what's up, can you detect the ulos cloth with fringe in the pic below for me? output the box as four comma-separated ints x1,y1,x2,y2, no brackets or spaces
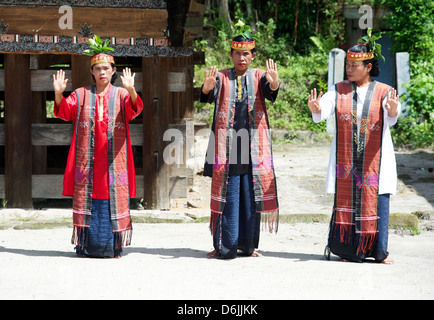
330,80,392,257
207,68,279,233
54,84,143,250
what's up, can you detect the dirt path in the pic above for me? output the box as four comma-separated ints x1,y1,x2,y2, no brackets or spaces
0,143,433,300
182,142,434,218
0,223,433,300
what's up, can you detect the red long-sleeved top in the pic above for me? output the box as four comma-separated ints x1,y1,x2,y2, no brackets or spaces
54,85,143,199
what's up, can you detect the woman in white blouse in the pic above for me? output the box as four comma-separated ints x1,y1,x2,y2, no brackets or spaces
308,41,400,264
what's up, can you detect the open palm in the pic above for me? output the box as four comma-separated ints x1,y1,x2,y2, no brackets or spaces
53,70,68,93
203,66,218,94
308,88,323,114
120,67,135,91
265,59,278,88
385,88,399,117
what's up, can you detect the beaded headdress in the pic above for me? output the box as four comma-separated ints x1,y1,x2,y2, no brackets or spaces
90,53,115,66
346,49,375,61
231,40,256,50
347,28,385,62
231,20,259,50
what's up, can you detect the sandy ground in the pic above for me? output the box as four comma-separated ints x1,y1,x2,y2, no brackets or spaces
184,140,434,217
0,143,433,300
0,223,433,300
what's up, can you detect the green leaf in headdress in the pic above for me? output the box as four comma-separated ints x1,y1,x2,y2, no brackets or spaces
234,19,260,42
82,35,115,56
357,28,385,63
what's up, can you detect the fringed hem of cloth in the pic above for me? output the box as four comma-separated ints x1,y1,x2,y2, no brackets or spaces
114,229,132,249
209,211,221,236
333,223,353,245
71,225,132,249
332,223,378,255
209,210,279,235
356,231,377,255
260,209,279,233
71,225,89,249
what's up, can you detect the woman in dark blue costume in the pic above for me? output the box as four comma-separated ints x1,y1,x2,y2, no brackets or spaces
200,28,280,259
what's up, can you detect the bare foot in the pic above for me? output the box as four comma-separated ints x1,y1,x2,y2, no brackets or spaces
380,257,394,265
249,250,262,257
207,250,217,258
340,258,350,262
207,250,263,258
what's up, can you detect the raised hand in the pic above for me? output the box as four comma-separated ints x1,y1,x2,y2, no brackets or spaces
202,66,218,95
53,70,68,94
265,59,279,90
385,88,399,117
120,67,135,91
308,88,323,114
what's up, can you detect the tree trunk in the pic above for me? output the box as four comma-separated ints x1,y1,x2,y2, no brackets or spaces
219,0,232,26
293,0,299,47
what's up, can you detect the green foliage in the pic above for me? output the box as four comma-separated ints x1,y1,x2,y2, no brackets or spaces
196,0,433,147
258,32,334,132
382,0,434,58
233,19,260,41
82,35,114,56
404,61,434,121
391,116,434,149
357,28,385,62
263,40,330,132
382,0,434,147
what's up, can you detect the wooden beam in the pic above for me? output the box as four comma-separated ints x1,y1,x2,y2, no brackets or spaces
183,54,195,119
167,0,191,46
141,56,171,210
141,57,157,209
0,69,143,92
0,174,145,199
156,57,171,210
0,6,167,38
0,123,145,146
184,0,206,42
193,50,205,65
31,70,73,92
32,91,47,174
4,54,33,208
31,124,73,146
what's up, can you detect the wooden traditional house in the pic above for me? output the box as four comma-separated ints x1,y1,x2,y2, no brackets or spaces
0,0,205,209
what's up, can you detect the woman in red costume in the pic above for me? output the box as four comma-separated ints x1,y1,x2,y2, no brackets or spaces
53,36,143,258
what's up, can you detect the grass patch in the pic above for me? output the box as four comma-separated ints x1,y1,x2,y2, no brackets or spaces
390,213,420,235
12,218,72,230
0,213,426,236
131,215,186,224
278,214,330,224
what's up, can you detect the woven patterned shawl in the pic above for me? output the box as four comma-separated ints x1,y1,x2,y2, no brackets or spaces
332,80,391,255
210,68,279,234
71,85,132,250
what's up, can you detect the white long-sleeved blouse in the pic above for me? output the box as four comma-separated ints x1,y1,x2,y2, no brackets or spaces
312,83,401,195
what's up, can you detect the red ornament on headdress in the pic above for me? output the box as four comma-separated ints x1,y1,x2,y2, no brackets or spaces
231,40,255,50
90,53,115,66
346,50,374,61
